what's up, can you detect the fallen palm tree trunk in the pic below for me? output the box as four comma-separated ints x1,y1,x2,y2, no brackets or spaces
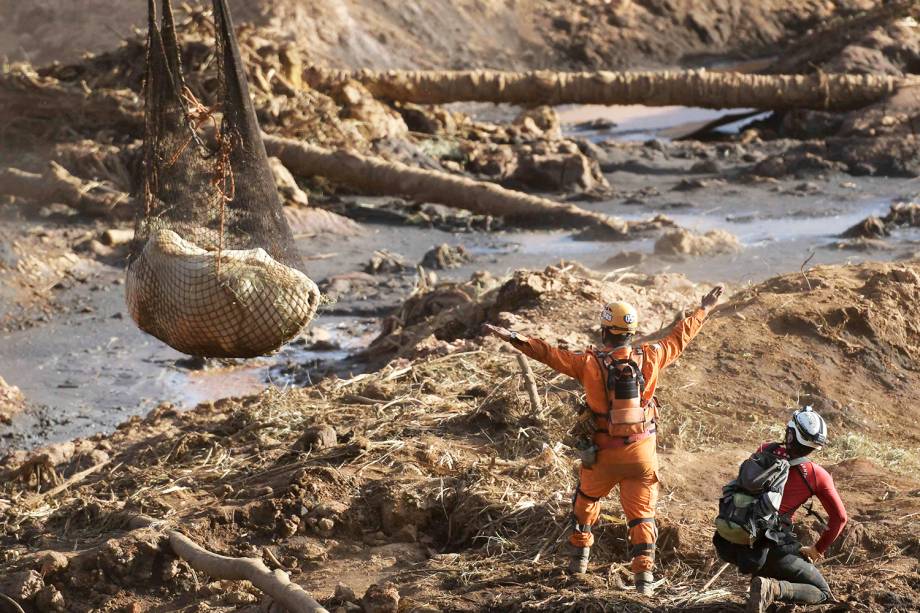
0,163,136,218
307,68,910,111
262,133,630,236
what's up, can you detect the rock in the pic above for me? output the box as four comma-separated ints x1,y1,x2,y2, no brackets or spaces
420,244,470,270
689,159,720,174
396,103,456,135
513,106,562,140
831,238,893,251
841,215,889,239
269,157,310,207
361,582,399,613
37,550,69,575
1,569,44,601
34,585,65,612
603,251,646,268
317,517,335,533
654,228,742,257
364,250,409,274
0,376,26,424
511,150,607,192
334,582,357,604
885,201,920,227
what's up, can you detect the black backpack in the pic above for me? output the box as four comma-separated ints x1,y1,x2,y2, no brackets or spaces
714,444,807,546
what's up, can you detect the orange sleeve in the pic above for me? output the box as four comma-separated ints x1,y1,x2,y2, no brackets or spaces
644,307,710,370
512,337,589,383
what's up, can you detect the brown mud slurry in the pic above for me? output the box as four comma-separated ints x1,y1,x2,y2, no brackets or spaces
1,261,918,611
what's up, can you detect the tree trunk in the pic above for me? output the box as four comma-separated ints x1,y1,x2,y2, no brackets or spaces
262,134,631,237
307,68,908,111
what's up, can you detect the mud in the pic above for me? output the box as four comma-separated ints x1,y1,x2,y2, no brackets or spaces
1,261,918,612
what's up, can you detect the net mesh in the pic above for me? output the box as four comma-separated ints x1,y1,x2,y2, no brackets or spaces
126,0,318,358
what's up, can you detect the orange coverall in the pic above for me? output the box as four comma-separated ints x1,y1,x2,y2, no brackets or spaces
512,307,710,573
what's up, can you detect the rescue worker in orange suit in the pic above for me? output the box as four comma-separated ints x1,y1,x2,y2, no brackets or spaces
486,285,723,595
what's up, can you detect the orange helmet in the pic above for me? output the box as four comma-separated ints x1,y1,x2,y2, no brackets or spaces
599,301,638,333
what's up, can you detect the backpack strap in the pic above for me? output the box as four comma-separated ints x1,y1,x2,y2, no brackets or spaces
792,461,815,496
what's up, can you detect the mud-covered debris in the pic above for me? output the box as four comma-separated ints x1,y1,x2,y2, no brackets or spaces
654,228,742,257
672,177,725,191
295,425,338,451
842,215,889,239
513,106,562,140
364,250,410,275
38,550,69,575
420,244,471,270
269,157,310,207
0,569,43,602
603,251,646,268
511,147,608,193
0,376,26,424
395,103,458,135
335,582,358,604
690,159,721,174
362,581,399,613
34,584,65,613
841,201,920,239
833,237,894,251
330,80,409,141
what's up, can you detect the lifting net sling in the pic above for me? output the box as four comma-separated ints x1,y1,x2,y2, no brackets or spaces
126,0,319,358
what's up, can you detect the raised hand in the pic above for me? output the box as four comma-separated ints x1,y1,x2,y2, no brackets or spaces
701,285,724,310
483,323,514,342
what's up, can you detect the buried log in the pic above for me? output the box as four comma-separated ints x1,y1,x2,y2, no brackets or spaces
308,68,911,111
126,515,327,612
168,531,328,613
0,163,136,218
262,133,630,236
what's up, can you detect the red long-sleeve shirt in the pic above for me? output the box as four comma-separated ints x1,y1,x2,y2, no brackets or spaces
758,443,848,553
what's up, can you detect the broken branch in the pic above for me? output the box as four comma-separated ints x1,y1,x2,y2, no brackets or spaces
516,353,543,415
168,531,328,613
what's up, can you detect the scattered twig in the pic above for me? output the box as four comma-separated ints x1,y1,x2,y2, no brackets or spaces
800,250,816,291
699,562,730,592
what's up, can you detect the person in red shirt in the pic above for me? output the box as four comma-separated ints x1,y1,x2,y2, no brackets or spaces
713,407,848,613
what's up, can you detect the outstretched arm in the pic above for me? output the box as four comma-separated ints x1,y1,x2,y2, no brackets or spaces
646,286,723,370
483,324,587,382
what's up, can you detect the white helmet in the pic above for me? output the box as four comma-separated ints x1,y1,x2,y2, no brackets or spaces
787,406,828,450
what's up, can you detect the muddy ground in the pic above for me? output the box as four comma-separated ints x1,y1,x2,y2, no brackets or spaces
2,2,920,612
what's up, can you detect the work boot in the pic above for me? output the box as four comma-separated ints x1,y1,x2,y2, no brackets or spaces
567,546,590,575
747,577,780,613
635,571,655,596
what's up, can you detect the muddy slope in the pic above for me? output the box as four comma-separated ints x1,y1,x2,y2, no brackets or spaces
2,260,917,612
1,0,869,70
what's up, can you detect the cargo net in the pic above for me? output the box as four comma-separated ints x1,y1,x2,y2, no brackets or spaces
126,0,319,358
